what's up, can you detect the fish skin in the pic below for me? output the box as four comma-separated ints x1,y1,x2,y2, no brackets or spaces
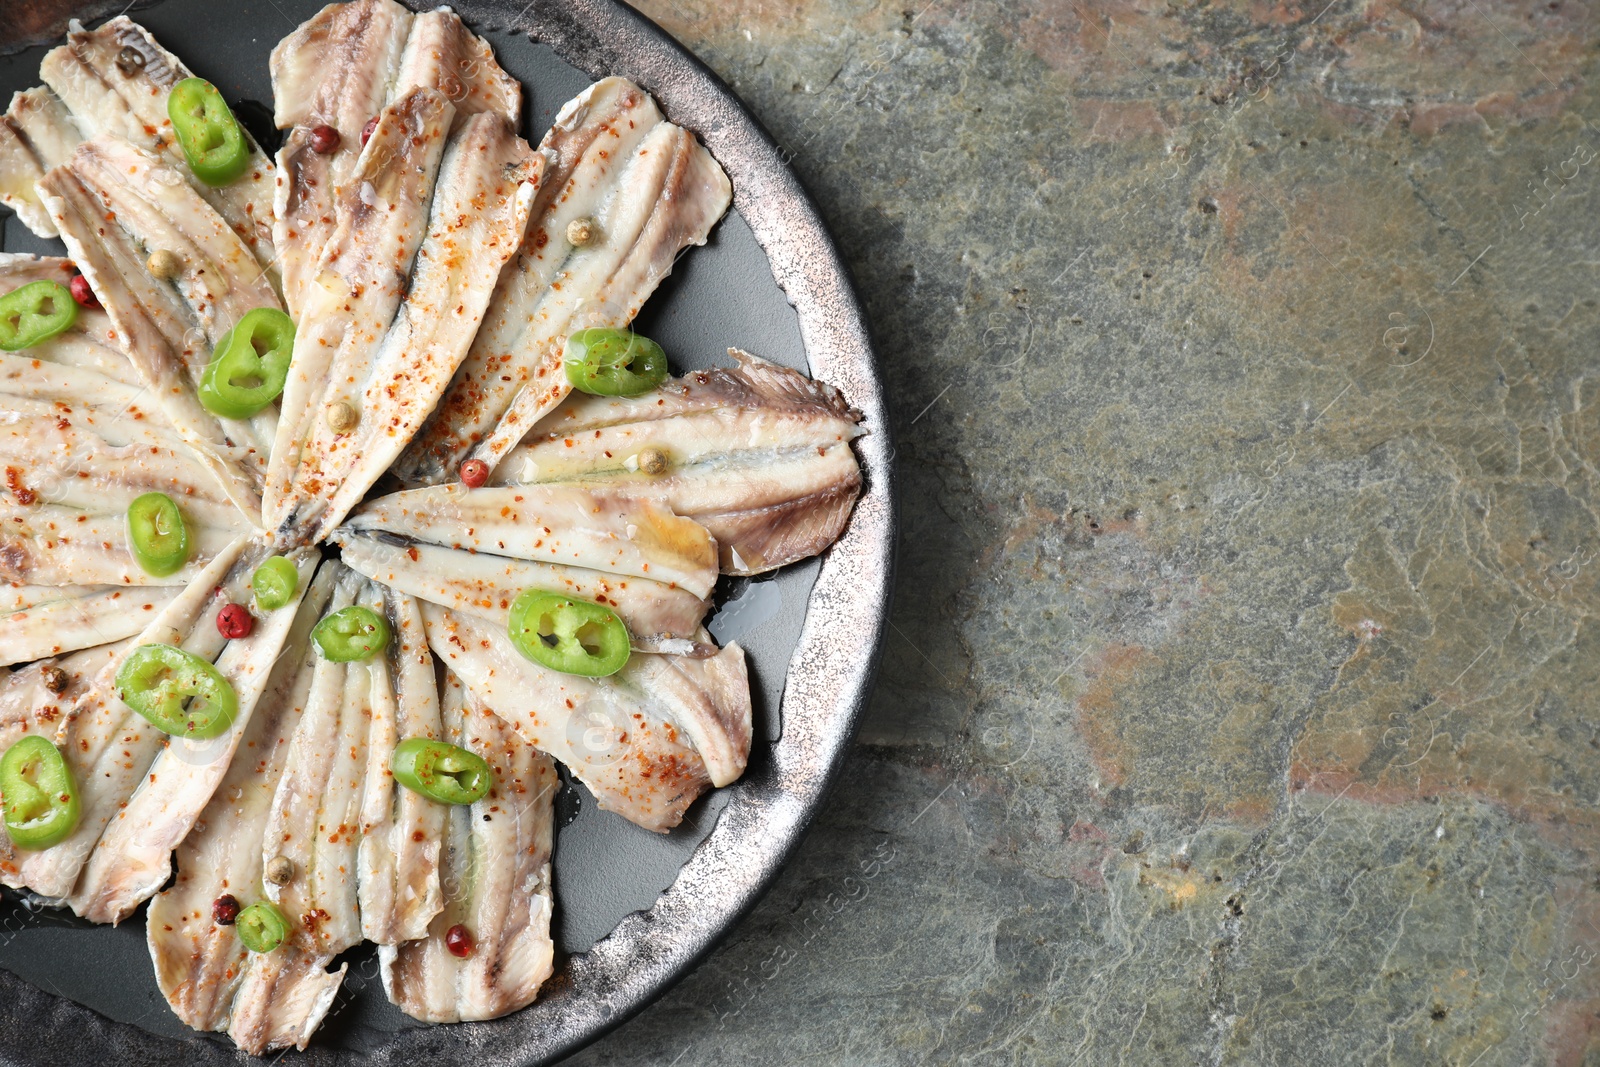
396,77,733,486
37,18,277,267
270,0,522,316
0,87,81,236
40,137,286,518
499,349,865,574
146,561,335,1039
331,528,712,654
380,672,556,1023
66,542,318,923
339,483,719,599
356,586,445,945
422,604,751,832
262,86,455,537
269,106,541,544
0,640,131,888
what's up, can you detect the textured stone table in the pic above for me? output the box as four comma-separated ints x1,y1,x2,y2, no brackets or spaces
570,1,1600,1064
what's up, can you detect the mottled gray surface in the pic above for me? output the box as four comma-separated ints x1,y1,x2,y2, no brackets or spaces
567,0,1600,1064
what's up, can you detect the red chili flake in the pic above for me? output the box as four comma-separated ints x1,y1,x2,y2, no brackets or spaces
212,894,240,925
459,458,489,488
216,603,254,640
361,117,379,146
445,924,473,958
310,124,341,154
68,274,99,309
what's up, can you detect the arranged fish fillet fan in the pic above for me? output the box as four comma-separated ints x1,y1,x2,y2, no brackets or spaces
423,604,751,832
263,88,541,543
147,562,343,1054
0,0,871,1049
271,0,522,316
66,539,318,922
381,671,557,1023
333,482,718,653
396,76,734,485
0,19,277,265
499,349,866,575
0,254,250,663
39,137,289,517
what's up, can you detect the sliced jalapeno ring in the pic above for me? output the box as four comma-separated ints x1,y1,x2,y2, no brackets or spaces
115,643,238,739
126,492,189,577
507,589,631,677
312,605,390,662
198,308,295,419
167,78,249,186
235,901,289,952
0,736,80,850
562,327,669,397
251,556,299,611
391,738,492,805
0,280,78,351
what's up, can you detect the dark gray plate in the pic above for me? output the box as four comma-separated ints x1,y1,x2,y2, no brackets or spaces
0,1,893,1063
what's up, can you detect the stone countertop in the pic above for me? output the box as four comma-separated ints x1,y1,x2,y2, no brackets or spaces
571,1,1600,1064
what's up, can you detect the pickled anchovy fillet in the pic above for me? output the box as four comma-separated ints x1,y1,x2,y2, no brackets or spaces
24,18,278,264
356,587,446,945
0,586,175,666
501,350,865,574
423,605,751,832
40,138,288,517
381,673,556,1022
263,566,446,958
396,77,733,485
332,529,711,655
265,92,540,543
147,562,343,1052
0,88,81,236
0,641,130,888
271,0,521,315
66,541,318,923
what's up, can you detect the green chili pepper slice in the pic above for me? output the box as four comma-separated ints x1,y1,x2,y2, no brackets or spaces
198,308,295,419
167,78,249,186
126,492,189,577
0,736,80,850
312,605,390,662
235,901,289,952
562,327,669,397
507,589,631,677
115,643,238,740
0,280,78,351
251,556,299,611
391,738,493,805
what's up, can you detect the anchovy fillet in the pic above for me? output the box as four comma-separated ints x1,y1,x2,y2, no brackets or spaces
270,0,521,316
40,137,287,517
265,94,540,542
147,561,343,1051
396,77,733,485
67,541,318,923
27,18,277,265
380,672,556,1022
500,350,865,574
0,640,130,888
356,587,445,945
0,88,81,236
422,604,750,832
331,530,711,655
